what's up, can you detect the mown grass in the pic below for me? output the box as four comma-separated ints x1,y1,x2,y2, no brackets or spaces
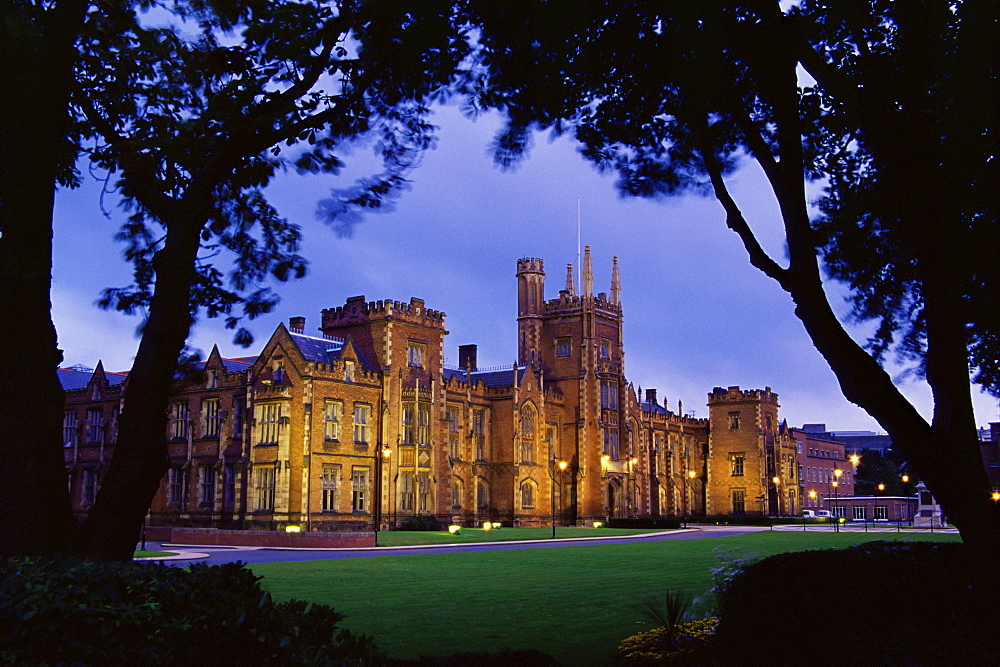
252,531,960,665
375,526,663,546
133,550,176,558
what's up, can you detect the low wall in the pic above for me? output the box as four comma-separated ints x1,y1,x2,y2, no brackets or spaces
144,526,375,548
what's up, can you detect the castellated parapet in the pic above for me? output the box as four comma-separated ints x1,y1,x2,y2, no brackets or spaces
707,385,779,406
320,295,446,331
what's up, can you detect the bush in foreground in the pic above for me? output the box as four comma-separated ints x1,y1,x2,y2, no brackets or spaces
712,541,999,664
0,558,383,665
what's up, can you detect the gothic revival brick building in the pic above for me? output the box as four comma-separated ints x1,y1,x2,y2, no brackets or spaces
62,250,797,530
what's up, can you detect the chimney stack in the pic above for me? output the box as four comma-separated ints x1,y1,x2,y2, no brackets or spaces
459,344,478,371
289,316,306,333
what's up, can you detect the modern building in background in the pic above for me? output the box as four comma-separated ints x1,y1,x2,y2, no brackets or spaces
62,251,845,530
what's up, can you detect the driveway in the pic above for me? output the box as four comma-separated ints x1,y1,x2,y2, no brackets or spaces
140,525,769,566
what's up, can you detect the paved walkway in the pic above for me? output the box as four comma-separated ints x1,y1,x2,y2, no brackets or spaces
134,525,769,566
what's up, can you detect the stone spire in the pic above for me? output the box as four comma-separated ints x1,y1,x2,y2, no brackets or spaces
610,256,621,305
582,245,593,297
565,263,576,296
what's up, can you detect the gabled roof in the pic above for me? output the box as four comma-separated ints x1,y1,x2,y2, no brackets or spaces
642,400,667,416
287,331,377,372
58,367,128,391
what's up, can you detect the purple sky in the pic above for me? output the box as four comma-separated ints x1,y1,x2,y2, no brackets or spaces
51,105,999,431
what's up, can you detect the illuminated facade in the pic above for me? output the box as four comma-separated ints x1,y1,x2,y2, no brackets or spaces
63,250,798,530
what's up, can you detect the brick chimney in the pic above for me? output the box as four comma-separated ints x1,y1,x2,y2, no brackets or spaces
458,344,478,371
645,388,657,405
289,316,306,333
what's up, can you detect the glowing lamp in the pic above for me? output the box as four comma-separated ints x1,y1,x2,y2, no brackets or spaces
492,522,502,529
849,455,860,465
592,521,603,528
772,476,780,485
558,460,568,470
284,525,301,533
992,491,1000,502
688,470,696,479
901,475,909,483
448,525,461,534
482,522,492,530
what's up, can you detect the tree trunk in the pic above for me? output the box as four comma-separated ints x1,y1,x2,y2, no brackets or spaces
0,0,88,557
78,217,203,560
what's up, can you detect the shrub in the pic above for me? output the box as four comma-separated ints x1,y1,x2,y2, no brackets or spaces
711,541,999,664
398,515,444,531
612,617,718,665
0,557,384,665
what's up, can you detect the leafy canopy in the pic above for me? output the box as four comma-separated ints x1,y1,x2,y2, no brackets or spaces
465,0,998,395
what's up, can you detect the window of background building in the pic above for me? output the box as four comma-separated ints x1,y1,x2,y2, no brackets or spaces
418,473,430,512
730,453,745,477
351,468,368,512
521,480,535,508
82,469,98,505
321,464,339,512
447,405,460,458
63,411,77,447
169,467,186,506
555,337,572,357
732,489,746,514
407,342,425,368
599,338,610,359
324,399,341,441
603,428,620,458
353,404,370,444
452,478,463,509
171,402,190,439
400,472,414,511
224,463,237,507
202,398,220,438
344,360,354,382
853,505,866,521
232,397,245,437
200,465,215,505
258,403,281,445
86,407,103,444
416,404,430,445
728,412,740,429
255,466,275,511
520,406,535,463
600,381,618,409
874,505,888,521
473,408,486,460
477,478,489,509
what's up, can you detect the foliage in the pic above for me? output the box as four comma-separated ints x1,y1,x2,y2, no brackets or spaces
640,589,692,639
712,541,999,664
612,618,718,665
408,648,559,666
0,557,384,665
853,449,915,496
464,0,999,550
77,0,471,344
397,515,445,531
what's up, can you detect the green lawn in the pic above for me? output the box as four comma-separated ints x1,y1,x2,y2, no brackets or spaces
252,531,960,665
375,526,663,546
133,549,177,558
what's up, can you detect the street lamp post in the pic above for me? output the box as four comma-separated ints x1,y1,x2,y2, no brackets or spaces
771,476,781,517
551,459,567,539
832,468,843,532
630,457,639,518
683,470,696,527
373,445,391,545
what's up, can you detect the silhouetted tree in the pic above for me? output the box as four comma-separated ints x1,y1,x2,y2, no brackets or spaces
0,0,471,560
465,1,999,563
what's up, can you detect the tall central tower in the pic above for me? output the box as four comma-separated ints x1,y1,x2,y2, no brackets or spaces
515,248,629,523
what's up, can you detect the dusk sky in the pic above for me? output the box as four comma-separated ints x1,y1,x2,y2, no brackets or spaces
51,104,999,432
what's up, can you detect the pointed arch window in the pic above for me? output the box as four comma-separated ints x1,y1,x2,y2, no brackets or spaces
520,405,536,463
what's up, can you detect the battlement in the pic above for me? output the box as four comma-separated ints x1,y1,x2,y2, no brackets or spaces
516,257,544,274
707,385,779,405
541,291,622,317
320,295,446,330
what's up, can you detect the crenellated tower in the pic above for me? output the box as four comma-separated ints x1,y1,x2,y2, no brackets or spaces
516,258,546,366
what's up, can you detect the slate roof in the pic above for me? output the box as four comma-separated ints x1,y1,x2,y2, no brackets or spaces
57,368,128,391
288,332,376,372
642,400,667,416
443,366,526,387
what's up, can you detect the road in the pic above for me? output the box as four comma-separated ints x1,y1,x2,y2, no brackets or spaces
140,525,769,566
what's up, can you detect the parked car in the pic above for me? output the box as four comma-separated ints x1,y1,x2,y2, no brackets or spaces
802,510,832,518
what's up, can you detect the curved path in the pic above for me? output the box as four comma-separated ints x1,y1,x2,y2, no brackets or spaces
139,525,768,566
